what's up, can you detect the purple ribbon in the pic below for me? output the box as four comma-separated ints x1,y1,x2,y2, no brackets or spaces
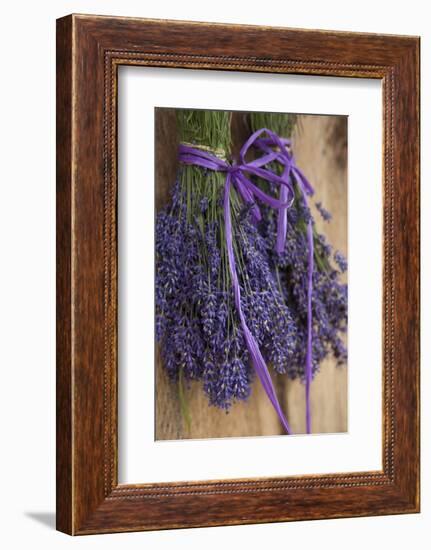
179,128,314,434
252,133,314,434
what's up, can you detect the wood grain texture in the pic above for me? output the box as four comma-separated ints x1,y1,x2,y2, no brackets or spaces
56,14,420,535
56,16,73,535
154,111,347,440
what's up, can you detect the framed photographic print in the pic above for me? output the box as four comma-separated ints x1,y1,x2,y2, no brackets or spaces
56,14,420,534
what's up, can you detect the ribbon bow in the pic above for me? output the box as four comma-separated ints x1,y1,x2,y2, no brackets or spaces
179,128,314,434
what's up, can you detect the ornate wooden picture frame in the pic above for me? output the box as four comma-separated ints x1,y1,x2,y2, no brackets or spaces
56,14,420,534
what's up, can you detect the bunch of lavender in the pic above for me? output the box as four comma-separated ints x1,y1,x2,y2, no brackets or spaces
250,112,348,380
155,109,297,410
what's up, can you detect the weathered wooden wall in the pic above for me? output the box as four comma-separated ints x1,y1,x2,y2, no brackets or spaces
155,109,347,439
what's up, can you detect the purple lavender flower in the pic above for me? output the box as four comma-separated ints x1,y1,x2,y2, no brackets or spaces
156,137,347,413
315,201,332,222
155,168,303,410
203,331,252,409
259,187,347,380
334,250,348,273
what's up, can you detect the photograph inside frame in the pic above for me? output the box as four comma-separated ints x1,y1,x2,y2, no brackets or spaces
154,107,348,440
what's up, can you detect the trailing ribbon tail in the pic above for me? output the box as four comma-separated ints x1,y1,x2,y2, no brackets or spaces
305,219,314,434
223,171,292,434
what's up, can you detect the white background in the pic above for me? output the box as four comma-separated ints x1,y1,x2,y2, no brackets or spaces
118,68,382,483
0,1,428,549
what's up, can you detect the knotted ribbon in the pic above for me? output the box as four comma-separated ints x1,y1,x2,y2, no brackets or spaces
179,128,314,434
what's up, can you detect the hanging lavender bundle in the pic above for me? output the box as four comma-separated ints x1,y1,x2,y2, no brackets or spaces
249,112,348,384
155,110,297,416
